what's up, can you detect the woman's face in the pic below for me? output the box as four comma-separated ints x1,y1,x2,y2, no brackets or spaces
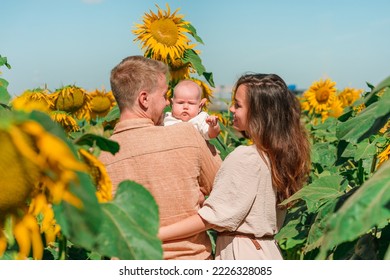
229,84,249,132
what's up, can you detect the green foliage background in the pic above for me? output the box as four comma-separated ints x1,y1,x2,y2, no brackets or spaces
275,77,390,260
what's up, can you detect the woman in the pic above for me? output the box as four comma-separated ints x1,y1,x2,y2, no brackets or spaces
158,73,311,259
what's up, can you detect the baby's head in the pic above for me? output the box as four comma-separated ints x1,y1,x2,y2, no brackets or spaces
171,80,206,122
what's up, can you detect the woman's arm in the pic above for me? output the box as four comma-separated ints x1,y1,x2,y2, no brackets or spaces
158,214,212,241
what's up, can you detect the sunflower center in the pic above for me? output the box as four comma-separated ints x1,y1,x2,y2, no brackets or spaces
91,96,112,113
315,88,330,103
150,19,178,46
56,89,85,112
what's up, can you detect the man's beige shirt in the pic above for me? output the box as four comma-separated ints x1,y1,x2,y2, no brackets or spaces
99,118,221,260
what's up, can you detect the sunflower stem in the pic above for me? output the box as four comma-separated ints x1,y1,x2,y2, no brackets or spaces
57,234,67,260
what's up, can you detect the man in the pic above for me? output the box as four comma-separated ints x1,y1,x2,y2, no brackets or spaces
99,56,221,260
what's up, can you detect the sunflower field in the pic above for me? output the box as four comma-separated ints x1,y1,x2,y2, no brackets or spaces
1,4,389,260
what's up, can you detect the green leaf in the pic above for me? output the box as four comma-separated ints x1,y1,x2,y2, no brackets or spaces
312,117,338,133
304,200,338,253
276,204,309,249
341,139,377,161
354,139,377,161
340,141,357,158
53,172,103,250
0,78,11,104
94,180,162,260
103,104,120,122
311,142,337,167
363,75,390,105
318,160,390,258
182,49,206,76
203,72,215,88
277,219,308,249
336,87,390,144
280,175,344,212
209,137,229,160
0,55,11,69
74,133,119,155
183,23,204,44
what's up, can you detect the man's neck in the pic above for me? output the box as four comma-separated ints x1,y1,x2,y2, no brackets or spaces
119,108,149,122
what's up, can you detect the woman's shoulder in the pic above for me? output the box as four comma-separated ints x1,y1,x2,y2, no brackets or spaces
230,144,258,156
225,145,268,167
225,145,259,162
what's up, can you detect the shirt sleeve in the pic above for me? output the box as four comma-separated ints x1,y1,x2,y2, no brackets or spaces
190,111,210,140
195,127,222,196
198,146,262,231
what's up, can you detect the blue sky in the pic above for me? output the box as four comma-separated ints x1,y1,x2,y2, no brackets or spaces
2,0,390,97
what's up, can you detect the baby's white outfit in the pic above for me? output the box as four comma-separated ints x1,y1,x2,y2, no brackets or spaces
164,111,210,140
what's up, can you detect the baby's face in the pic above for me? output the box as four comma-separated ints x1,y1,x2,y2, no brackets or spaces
171,90,202,122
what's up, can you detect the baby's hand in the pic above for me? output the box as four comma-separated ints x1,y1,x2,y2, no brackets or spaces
206,115,220,138
206,115,219,127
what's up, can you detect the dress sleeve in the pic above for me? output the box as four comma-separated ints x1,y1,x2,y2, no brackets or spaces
198,146,261,231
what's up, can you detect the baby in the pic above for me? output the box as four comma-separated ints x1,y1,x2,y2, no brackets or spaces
164,79,220,140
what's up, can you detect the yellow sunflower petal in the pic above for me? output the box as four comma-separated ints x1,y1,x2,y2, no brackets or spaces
23,214,43,260
13,217,31,259
0,232,7,256
377,143,390,169
79,149,113,202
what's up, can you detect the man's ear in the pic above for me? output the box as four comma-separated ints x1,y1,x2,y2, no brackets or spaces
199,98,207,111
138,91,149,109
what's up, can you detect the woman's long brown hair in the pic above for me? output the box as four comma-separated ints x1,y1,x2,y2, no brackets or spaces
234,73,311,206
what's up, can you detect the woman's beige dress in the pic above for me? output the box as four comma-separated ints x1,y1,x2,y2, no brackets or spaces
198,145,286,260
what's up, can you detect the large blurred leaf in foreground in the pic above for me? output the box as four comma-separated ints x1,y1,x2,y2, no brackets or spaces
318,160,390,258
94,180,162,260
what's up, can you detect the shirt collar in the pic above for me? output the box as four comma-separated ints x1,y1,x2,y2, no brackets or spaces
113,118,155,134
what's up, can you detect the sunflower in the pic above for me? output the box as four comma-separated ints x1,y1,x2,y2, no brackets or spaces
353,103,366,115
169,58,192,82
325,97,344,121
12,213,43,260
52,85,92,121
11,89,53,113
78,149,113,203
0,114,87,259
338,87,363,107
133,3,196,64
50,111,80,133
89,89,116,120
0,230,6,257
28,194,61,246
0,128,40,215
302,79,337,115
191,78,214,107
377,143,390,169
379,119,390,135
